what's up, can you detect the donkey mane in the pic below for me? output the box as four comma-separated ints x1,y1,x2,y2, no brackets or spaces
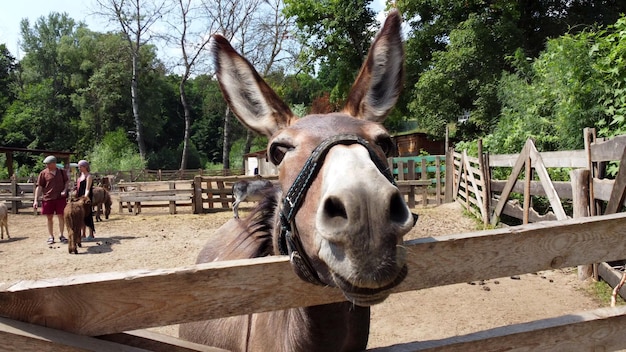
237,189,280,256
208,188,280,261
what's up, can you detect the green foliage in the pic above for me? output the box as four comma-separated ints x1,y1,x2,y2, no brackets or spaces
87,128,146,172
494,31,604,153
399,0,626,141
229,136,268,171
283,0,376,104
594,16,626,139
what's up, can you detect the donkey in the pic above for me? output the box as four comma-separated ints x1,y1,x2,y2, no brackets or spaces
64,196,91,254
91,186,112,221
180,10,416,352
231,179,275,219
0,202,9,240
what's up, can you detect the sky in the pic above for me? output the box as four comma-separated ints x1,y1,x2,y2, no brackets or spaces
0,0,388,60
0,0,109,59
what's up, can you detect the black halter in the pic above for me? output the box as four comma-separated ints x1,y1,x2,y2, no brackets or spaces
277,134,396,285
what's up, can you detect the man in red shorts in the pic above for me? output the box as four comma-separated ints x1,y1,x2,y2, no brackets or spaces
33,155,70,244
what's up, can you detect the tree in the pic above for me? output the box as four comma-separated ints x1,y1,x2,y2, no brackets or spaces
594,15,626,139
2,13,85,151
398,0,626,140
283,0,376,104
94,0,171,160
0,44,17,117
164,0,214,171
485,15,626,155
200,0,295,169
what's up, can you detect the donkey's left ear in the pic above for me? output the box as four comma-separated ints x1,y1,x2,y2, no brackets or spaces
343,10,404,122
212,35,296,137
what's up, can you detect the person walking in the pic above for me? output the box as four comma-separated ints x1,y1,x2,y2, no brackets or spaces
76,159,95,240
33,155,70,244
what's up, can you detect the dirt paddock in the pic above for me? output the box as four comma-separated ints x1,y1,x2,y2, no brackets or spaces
0,201,606,348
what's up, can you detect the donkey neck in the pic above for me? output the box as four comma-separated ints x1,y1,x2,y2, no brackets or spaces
249,302,370,352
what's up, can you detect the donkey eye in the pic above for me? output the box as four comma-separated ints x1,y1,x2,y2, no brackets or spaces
269,143,292,165
375,136,395,157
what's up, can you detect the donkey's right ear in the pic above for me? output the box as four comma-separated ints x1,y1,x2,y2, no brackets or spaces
212,35,296,137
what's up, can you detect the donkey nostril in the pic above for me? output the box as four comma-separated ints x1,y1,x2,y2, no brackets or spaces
389,192,410,223
323,196,348,220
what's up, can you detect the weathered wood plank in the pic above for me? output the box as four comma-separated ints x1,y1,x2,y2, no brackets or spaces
488,150,587,168
2,213,626,337
592,178,617,202
590,134,626,162
99,330,227,352
369,306,626,352
0,317,148,352
494,198,559,223
119,190,191,197
490,140,530,225
528,147,567,220
604,146,626,214
118,195,192,202
490,180,572,199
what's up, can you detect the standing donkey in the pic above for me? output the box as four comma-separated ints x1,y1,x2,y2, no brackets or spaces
231,179,275,219
180,10,416,352
91,186,112,221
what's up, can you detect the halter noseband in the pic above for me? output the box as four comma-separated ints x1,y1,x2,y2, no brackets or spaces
277,134,396,285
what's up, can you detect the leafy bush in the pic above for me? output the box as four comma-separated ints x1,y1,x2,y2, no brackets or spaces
88,128,146,173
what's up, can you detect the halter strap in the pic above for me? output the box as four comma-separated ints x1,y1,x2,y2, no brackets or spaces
277,134,395,285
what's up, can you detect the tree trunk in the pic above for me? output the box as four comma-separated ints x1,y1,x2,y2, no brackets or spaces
131,53,146,160
179,80,191,171
243,130,254,170
222,106,232,170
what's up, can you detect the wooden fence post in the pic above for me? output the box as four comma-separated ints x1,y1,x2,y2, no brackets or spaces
193,176,203,214
478,139,489,225
571,168,593,280
421,158,428,206
444,148,454,203
523,155,532,225
435,156,442,205
406,160,415,207
9,178,18,214
168,182,176,214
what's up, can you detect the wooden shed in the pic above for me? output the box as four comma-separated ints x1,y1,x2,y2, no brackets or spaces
392,132,445,156
243,150,278,176
0,147,74,179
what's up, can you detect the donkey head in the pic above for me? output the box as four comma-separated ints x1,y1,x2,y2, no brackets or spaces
212,10,415,306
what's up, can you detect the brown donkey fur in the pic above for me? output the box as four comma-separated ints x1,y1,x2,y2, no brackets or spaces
64,196,91,254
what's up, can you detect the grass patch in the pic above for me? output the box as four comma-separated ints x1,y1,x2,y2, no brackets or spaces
585,279,626,306
461,208,496,231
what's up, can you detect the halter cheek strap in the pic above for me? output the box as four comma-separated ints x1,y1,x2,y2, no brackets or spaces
277,134,396,285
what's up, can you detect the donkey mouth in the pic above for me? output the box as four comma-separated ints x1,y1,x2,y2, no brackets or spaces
332,265,408,306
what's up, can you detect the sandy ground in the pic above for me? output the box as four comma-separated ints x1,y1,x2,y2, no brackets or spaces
0,200,606,349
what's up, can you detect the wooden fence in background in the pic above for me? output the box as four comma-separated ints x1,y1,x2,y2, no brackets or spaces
450,127,626,226
389,155,449,207
452,128,626,293
0,180,36,214
108,156,452,215
192,175,279,214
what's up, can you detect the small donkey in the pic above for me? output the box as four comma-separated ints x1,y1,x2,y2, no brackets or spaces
231,179,275,219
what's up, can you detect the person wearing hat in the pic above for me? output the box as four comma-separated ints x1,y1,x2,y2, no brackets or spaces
34,155,70,244
76,159,95,240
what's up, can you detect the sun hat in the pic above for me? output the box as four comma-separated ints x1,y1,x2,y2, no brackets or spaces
43,155,57,164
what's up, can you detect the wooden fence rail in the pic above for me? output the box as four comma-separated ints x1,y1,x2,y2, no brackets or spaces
192,175,279,214
2,212,626,350
0,180,36,214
